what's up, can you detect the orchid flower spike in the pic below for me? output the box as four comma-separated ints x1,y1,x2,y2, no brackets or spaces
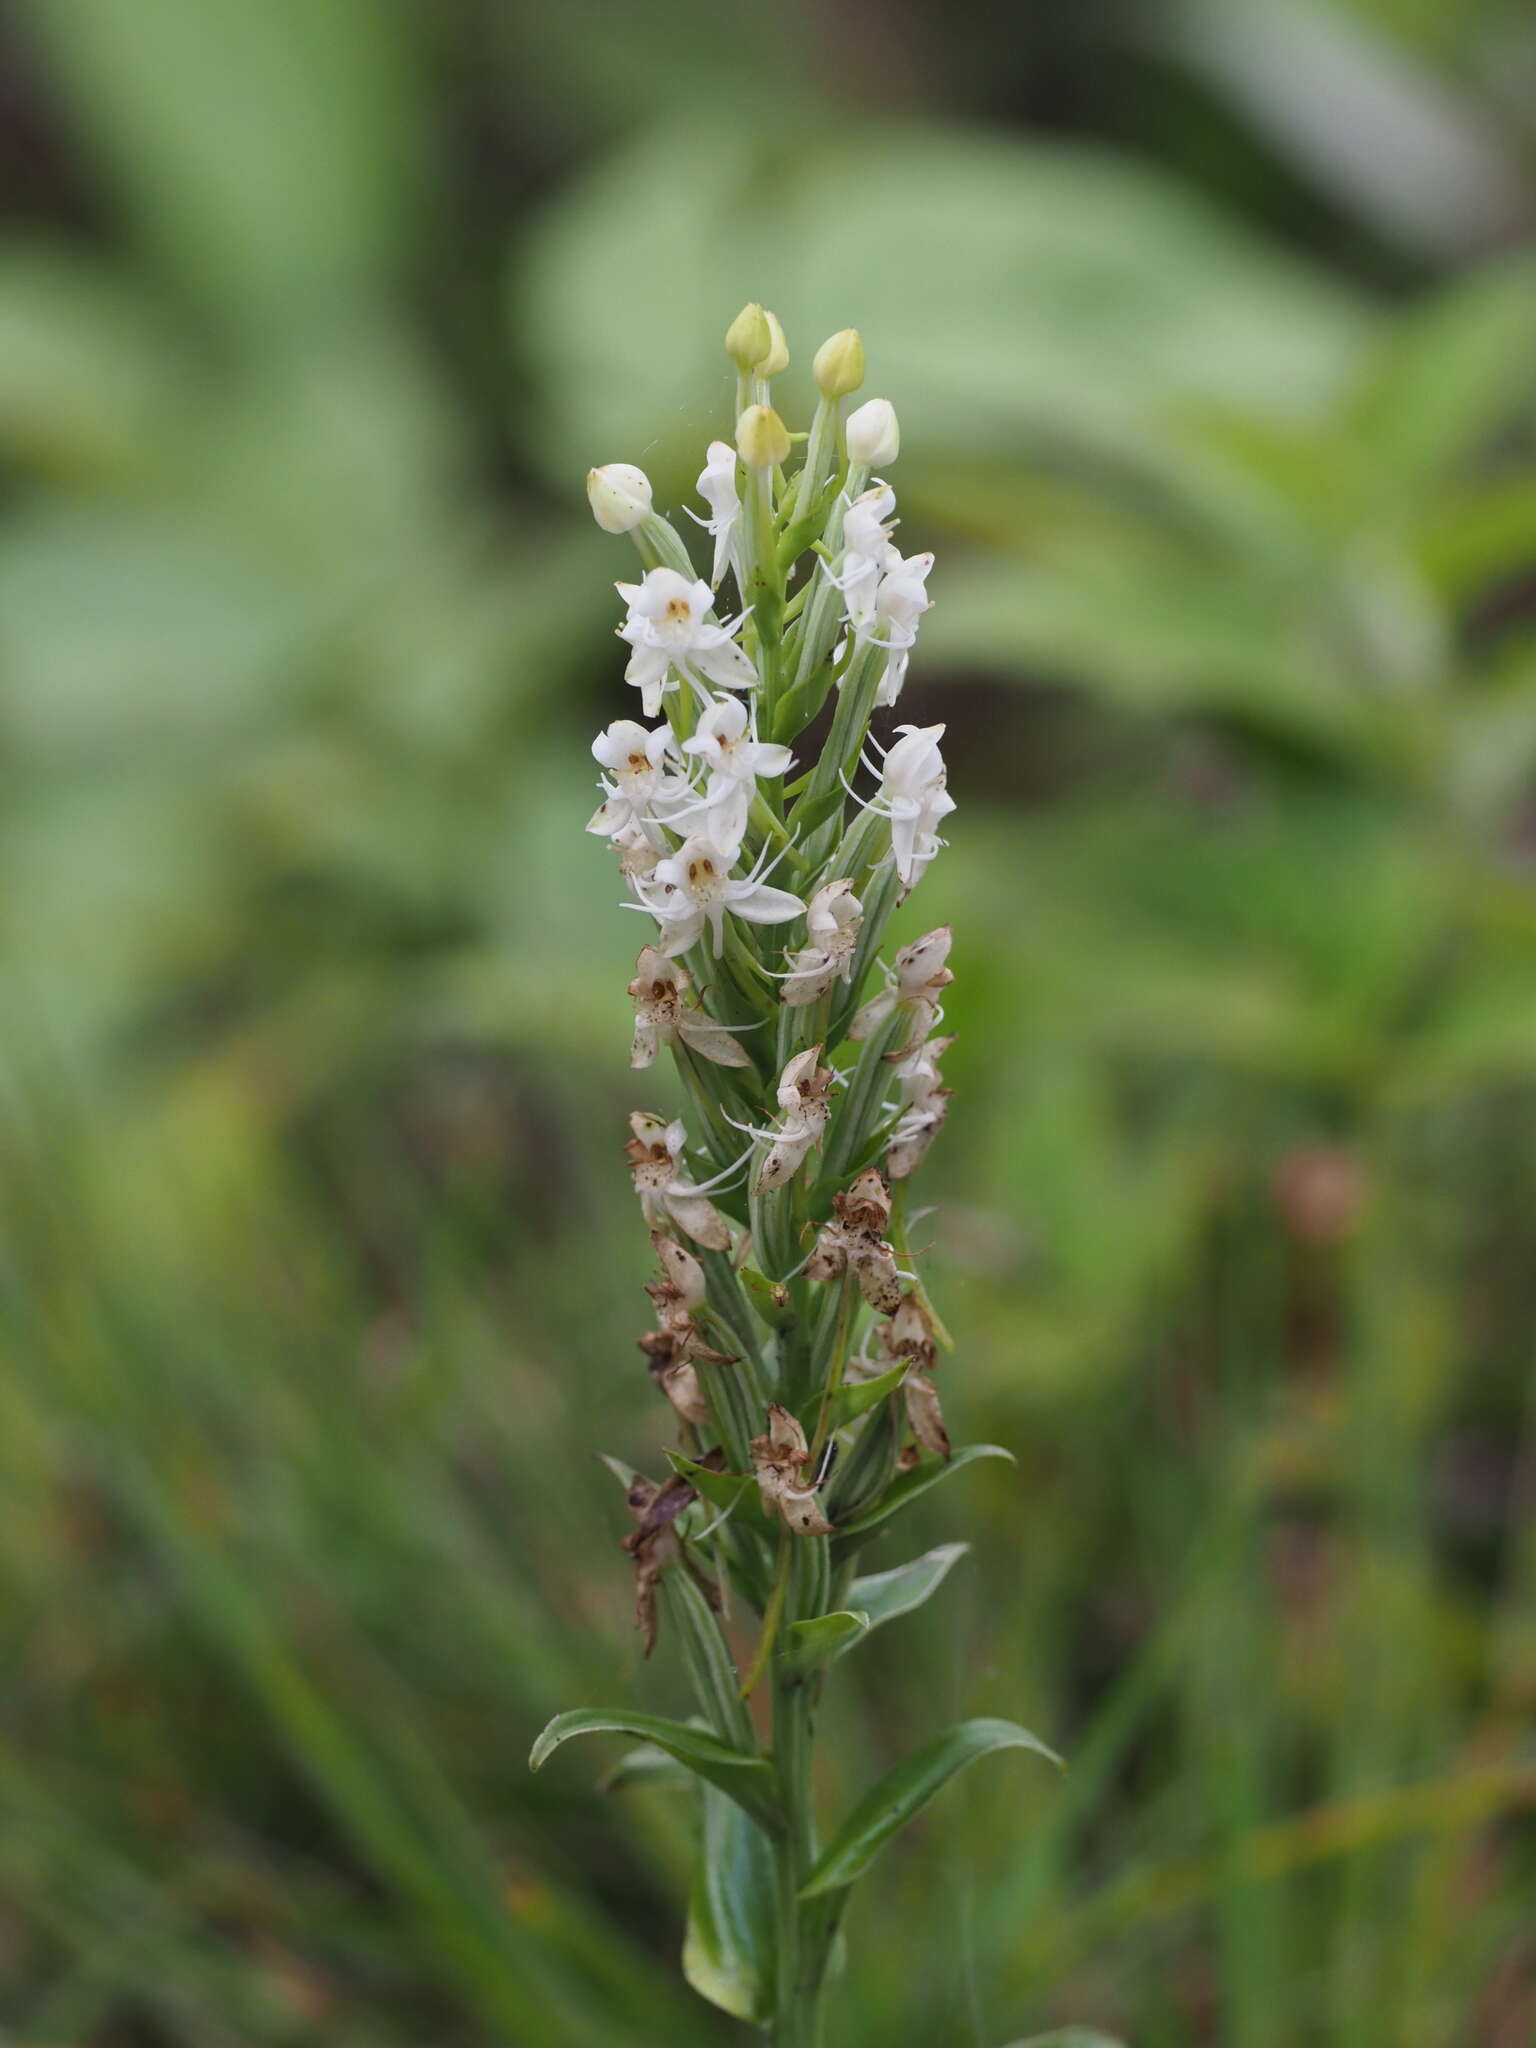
616,568,758,716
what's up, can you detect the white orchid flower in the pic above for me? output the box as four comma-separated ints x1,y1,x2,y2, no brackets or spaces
623,1111,739,1250
781,879,863,1007
852,722,955,886
885,1031,954,1179
630,834,804,957
616,568,758,716
751,1047,837,1193
585,718,691,841
685,440,743,589
675,697,794,854
850,926,954,1047
627,947,752,1069
750,1404,833,1536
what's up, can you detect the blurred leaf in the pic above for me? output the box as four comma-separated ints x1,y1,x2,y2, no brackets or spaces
19,0,425,325
0,241,184,480
1351,255,1536,497
800,1718,1061,1898
517,119,1370,486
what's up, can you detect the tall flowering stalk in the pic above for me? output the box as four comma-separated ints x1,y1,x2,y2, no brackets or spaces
532,308,1057,2045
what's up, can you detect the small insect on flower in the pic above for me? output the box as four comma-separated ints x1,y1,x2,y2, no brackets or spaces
624,1112,737,1251
782,879,864,1007
631,835,804,957
616,568,758,716
750,1404,834,1536
627,948,751,1069
753,1046,837,1193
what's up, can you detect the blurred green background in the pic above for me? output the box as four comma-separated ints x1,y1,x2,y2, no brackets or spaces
4,1,1536,2041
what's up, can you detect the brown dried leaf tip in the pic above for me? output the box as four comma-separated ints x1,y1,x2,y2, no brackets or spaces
750,1404,834,1536
620,1460,725,1655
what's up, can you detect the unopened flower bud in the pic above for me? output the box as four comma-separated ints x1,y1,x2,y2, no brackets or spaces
586,462,653,534
846,397,900,467
757,310,789,377
813,327,865,400
725,301,772,372
736,403,791,471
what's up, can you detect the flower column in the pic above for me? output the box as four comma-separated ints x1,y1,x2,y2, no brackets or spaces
534,307,1058,2047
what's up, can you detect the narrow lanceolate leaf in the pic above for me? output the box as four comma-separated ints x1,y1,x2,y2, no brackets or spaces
665,1450,760,1519
826,1360,908,1430
530,1710,776,1825
663,1571,756,1753
833,1543,971,1659
833,1443,1015,1542
683,1783,776,2024
597,1743,691,1794
780,1610,870,1676
799,1718,1062,1898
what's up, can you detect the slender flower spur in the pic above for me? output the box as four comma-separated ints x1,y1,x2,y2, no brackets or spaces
533,309,1062,2048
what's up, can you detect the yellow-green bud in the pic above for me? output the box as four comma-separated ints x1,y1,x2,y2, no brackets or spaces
846,396,900,467
812,327,865,400
736,403,791,471
585,462,653,534
757,309,789,378
725,301,772,373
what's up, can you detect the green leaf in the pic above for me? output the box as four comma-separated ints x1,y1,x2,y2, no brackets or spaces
683,1783,776,2024
737,1265,796,1329
799,1718,1061,1898
596,1744,691,1795
597,1453,643,1491
825,1361,909,1430
836,1543,972,1658
833,1444,1015,1542
780,1611,870,1676
529,1710,775,1825
665,1450,760,1519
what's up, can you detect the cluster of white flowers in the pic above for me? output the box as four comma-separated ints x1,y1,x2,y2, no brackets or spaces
584,303,962,1554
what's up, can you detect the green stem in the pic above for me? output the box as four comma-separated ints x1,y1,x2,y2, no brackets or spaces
770,1539,830,2046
